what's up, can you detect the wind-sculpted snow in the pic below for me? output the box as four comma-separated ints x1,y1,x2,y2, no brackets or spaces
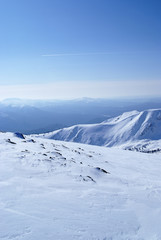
0,132,161,239
44,109,161,149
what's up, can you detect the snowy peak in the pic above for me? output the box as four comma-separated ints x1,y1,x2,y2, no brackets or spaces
43,109,161,147
108,108,161,141
103,110,139,124
134,109,161,139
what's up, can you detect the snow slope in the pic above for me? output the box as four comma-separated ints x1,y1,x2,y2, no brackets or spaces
43,109,161,149
0,132,161,239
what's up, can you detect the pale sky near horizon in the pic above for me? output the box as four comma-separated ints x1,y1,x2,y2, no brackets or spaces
0,0,160,100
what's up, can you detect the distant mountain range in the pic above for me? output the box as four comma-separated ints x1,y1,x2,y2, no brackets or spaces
42,109,161,150
0,98,161,134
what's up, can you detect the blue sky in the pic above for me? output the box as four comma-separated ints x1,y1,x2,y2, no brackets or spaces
0,0,160,99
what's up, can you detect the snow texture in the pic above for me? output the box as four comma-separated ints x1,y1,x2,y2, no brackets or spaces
0,131,161,239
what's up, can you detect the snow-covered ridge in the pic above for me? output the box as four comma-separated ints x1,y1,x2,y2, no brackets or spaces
42,109,161,147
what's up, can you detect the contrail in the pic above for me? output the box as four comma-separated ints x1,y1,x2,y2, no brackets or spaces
42,52,119,57
42,50,159,57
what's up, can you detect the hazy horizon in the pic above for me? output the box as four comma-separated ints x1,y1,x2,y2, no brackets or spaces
0,80,161,100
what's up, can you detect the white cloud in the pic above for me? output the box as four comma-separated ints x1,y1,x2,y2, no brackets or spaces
0,80,160,100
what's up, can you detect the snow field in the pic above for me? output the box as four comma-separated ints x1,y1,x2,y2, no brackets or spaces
0,132,161,239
